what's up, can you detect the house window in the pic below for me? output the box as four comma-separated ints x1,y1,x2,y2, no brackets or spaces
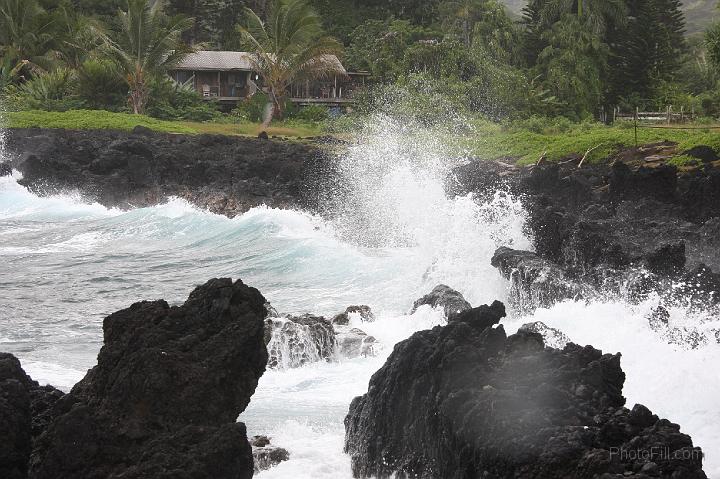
175,70,194,85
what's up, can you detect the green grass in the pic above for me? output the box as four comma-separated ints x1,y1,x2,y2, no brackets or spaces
5,109,196,134
5,110,720,164
463,120,720,165
4,109,324,138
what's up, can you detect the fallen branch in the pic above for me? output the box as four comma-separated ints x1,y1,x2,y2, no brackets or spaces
578,144,604,168
536,150,547,165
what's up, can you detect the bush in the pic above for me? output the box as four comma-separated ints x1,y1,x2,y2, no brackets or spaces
76,60,127,111
292,104,329,122
233,93,271,122
145,78,219,122
3,69,85,112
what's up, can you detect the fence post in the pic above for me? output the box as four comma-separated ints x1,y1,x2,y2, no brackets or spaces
681,106,685,123
667,106,671,125
634,107,638,147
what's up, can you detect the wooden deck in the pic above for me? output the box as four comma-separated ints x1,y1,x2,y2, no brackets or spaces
205,96,356,106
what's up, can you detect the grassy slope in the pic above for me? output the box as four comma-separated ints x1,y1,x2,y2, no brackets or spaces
4,110,323,138
464,120,720,165
5,109,720,166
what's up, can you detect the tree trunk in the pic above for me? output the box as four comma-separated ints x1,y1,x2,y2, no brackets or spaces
263,88,283,127
464,18,470,48
578,0,583,18
128,69,148,115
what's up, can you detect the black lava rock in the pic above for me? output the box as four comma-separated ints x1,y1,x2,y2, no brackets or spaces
0,354,64,479
410,284,472,320
0,162,11,177
5,128,329,217
345,301,706,478
29,278,268,479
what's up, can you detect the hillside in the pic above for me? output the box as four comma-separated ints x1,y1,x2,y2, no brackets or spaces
499,0,718,35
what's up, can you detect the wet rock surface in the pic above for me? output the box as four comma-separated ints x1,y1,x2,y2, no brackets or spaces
22,278,268,479
250,435,290,472
410,284,472,320
453,151,720,318
5,128,331,217
345,301,707,479
0,354,64,479
266,314,336,368
336,327,377,358
491,246,582,313
332,305,375,325
518,321,571,349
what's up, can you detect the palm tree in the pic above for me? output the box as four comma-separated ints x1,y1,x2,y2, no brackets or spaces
237,0,342,125
99,0,193,114
0,0,55,74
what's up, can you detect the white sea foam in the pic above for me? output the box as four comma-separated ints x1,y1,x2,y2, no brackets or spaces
0,113,718,477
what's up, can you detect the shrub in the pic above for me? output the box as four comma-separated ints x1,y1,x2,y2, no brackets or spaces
293,104,329,122
3,69,85,112
233,93,271,122
76,60,127,111
145,78,219,122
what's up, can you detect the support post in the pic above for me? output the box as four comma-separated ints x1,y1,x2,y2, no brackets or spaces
634,107,638,147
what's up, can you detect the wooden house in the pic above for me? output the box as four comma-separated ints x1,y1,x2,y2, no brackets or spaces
169,51,369,107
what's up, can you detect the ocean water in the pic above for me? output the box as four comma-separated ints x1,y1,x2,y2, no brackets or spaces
1,117,718,476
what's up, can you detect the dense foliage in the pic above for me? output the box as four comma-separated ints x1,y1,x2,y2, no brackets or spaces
2,0,720,124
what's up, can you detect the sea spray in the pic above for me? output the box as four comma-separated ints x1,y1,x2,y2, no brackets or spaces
1,114,718,476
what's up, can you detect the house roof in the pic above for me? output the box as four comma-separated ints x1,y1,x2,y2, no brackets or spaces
175,51,254,71
174,51,347,75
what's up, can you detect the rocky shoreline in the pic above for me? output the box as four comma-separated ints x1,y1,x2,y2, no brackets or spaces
2,129,718,477
2,127,332,217
451,143,720,349
2,281,709,478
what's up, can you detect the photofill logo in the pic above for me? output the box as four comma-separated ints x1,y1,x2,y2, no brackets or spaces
609,447,703,462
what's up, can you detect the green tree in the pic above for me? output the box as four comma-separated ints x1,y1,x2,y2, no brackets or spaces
0,0,55,73
99,0,194,114
538,14,608,118
237,0,342,124
520,0,547,67
440,0,487,48
539,0,627,36
608,0,686,108
705,1,720,71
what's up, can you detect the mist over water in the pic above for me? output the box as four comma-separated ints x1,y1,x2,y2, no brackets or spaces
1,115,719,476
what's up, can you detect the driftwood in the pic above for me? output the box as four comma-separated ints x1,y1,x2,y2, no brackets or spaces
577,144,604,169
536,150,548,166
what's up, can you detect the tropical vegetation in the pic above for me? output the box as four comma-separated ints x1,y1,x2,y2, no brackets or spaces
2,0,720,133
236,0,342,123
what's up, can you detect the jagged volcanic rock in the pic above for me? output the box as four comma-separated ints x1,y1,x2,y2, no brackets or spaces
4,128,330,217
491,246,581,312
265,314,336,368
29,278,268,479
410,284,472,320
518,321,571,349
0,354,63,479
336,327,377,358
250,435,290,472
332,305,375,325
345,301,706,479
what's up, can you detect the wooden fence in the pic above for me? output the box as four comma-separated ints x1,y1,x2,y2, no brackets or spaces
610,106,696,124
